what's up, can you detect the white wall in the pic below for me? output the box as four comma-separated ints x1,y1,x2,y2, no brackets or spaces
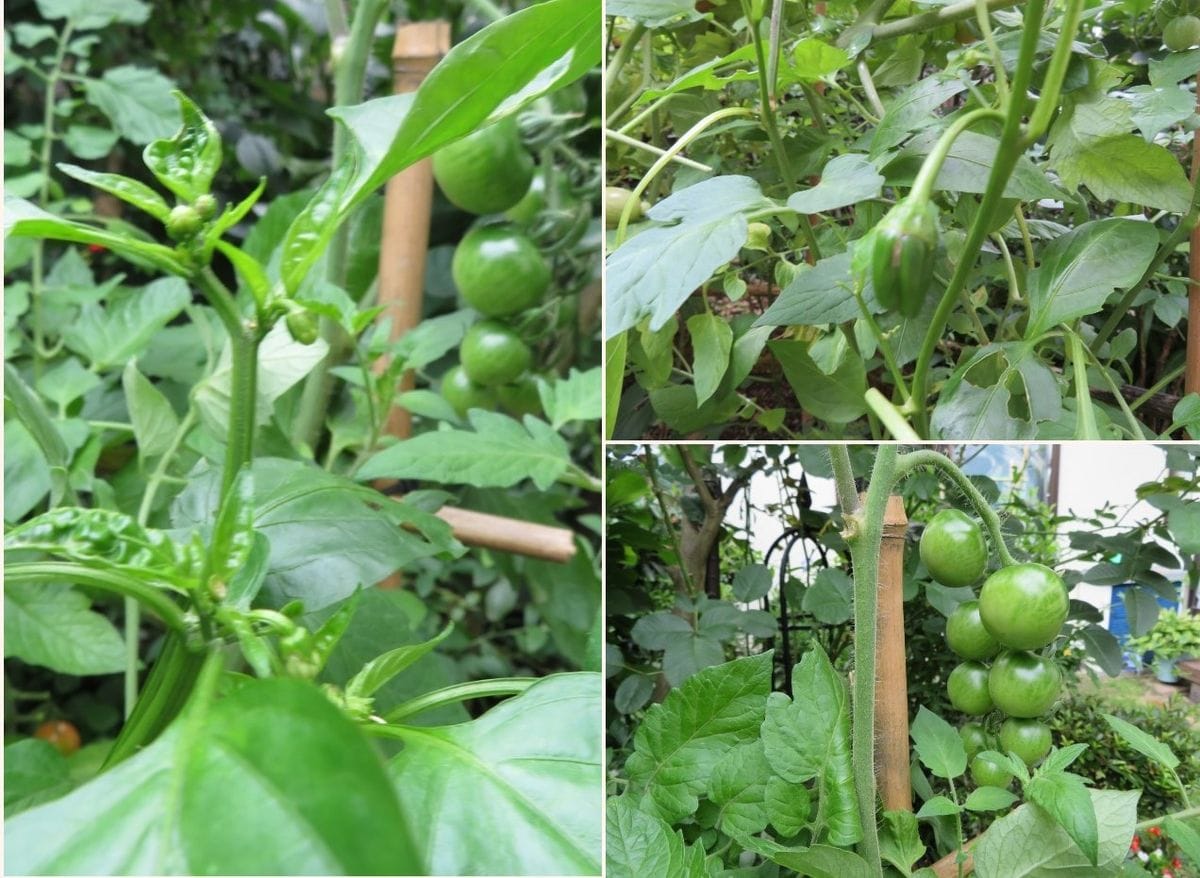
721,445,1183,619
1055,444,1178,622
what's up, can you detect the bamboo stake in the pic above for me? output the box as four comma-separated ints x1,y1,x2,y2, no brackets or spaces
431,505,577,563
373,23,449,590
1187,84,1200,395
375,21,451,438
876,494,912,812
931,837,978,877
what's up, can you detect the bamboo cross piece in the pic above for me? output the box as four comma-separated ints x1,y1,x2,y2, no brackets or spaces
399,499,578,564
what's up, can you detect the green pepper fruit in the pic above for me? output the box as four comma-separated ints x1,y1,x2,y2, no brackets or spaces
285,308,319,345
871,197,939,317
193,193,218,219
166,204,203,241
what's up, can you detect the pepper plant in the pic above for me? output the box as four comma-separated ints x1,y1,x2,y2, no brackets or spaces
605,0,1200,440
607,445,1200,876
3,1,602,873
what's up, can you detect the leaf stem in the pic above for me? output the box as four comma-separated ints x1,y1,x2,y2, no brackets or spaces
908,0,1047,434
381,677,536,723
5,562,187,631
894,449,1017,567
614,106,754,244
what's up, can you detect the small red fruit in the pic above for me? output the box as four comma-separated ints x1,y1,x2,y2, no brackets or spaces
34,719,81,755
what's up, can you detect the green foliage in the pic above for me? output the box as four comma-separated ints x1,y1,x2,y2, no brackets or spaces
605,0,1196,440
3,0,603,872
1047,692,1200,817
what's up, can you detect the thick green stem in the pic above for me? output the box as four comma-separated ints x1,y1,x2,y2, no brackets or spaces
103,634,207,769
870,0,1023,41
865,389,922,440
909,109,1005,203
829,446,859,516
382,677,535,723
194,268,260,501
894,449,1018,567
839,446,898,878
292,0,391,451
908,0,1046,434
604,22,647,96
614,107,753,244
1020,0,1086,146
6,563,188,631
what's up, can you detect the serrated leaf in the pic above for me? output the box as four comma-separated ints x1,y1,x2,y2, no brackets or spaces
357,411,571,490
625,652,772,823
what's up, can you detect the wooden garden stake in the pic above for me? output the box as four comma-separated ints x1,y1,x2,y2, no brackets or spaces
1189,83,1200,395
375,21,451,439
876,494,912,812
431,506,577,563
372,22,447,590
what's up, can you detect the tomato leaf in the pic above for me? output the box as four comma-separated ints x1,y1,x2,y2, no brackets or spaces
1022,773,1102,866
357,410,573,491
707,740,772,836
761,645,861,846
625,652,772,823
910,705,968,780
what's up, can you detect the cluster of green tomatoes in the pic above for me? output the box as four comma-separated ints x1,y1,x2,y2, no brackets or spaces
432,104,586,419
919,509,1070,789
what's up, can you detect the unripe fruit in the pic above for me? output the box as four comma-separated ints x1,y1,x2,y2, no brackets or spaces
166,205,202,240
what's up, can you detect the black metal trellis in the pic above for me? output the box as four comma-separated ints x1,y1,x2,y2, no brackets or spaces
759,474,833,693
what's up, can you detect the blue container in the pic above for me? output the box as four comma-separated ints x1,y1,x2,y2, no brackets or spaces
1108,583,1181,671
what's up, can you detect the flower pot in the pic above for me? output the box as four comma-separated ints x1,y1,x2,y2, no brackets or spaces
1155,656,1180,684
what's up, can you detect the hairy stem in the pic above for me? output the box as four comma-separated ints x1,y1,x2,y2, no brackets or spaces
894,449,1017,567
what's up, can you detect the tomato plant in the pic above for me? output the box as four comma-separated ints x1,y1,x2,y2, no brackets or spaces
3,1,602,873
604,0,1200,440
607,444,1198,878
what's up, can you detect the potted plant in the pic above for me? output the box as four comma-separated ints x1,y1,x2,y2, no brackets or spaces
1125,610,1200,683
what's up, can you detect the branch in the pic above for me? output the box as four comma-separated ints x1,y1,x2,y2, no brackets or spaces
679,446,719,513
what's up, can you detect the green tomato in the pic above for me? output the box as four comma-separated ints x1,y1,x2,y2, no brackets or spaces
988,651,1062,718
504,171,575,226
440,364,497,417
1165,14,1200,49
604,186,644,228
948,661,994,716
959,722,995,759
970,751,1014,789
460,321,532,387
946,599,1001,661
452,225,551,318
920,509,987,587
998,718,1053,766
496,374,543,418
978,563,1068,650
432,117,534,215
